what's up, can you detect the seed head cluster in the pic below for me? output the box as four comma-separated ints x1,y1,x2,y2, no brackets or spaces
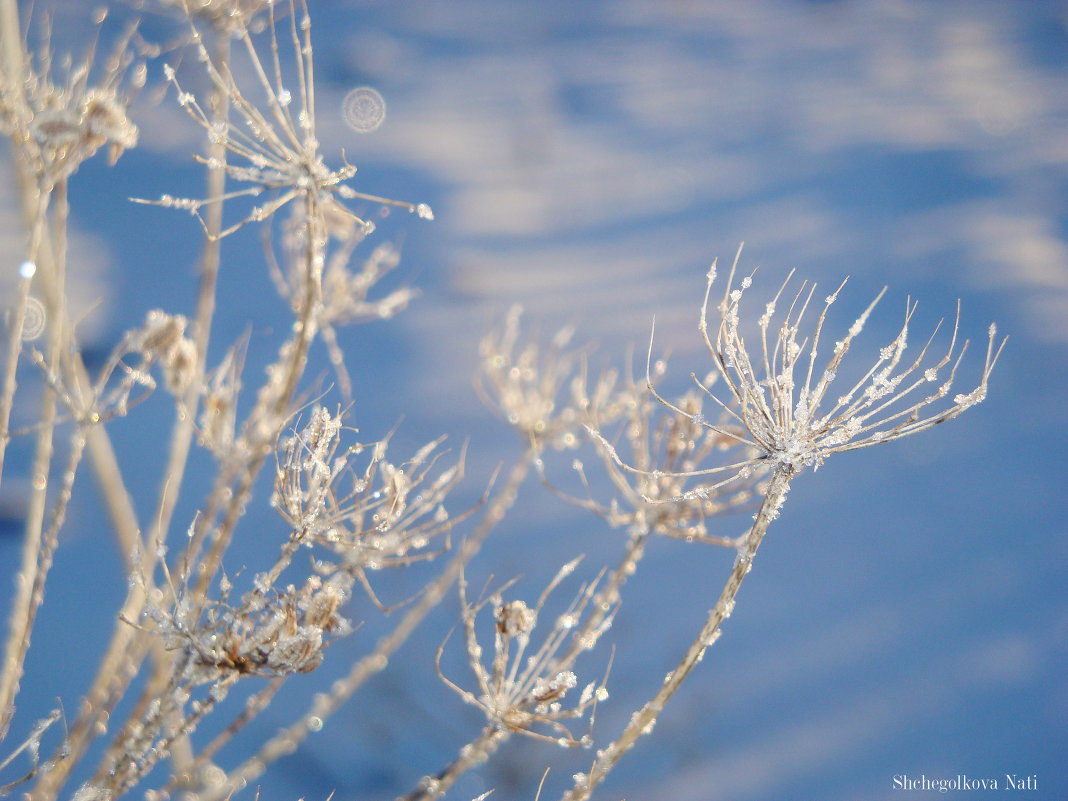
695,253,1005,477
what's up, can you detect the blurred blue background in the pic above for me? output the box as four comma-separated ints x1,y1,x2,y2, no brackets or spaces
2,1,1066,800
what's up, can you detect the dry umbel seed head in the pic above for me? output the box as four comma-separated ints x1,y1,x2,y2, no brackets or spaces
270,407,467,608
591,248,1006,513
555,374,762,548
30,309,197,426
694,252,1006,476
136,552,352,685
0,12,141,183
132,311,197,397
495,600,536,638
478,306,621,451
140,0,431,239
437,560,613,748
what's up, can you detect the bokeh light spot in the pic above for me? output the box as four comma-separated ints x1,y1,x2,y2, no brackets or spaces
342,87,386,133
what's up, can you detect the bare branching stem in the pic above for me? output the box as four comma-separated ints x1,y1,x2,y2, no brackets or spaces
560,470,792,801
188,199,323,609
148,30,232,576
205,449,537,801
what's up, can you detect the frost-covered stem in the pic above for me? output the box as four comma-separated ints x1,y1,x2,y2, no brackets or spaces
151,32,232,783
0,0,30,485
1,9,141,768
0,0,19,84
208,449,537,801
30,531,159,801
29,588,155,801
0,423,83,744
27,177,152,796
86,630,186,797
1,0,162,568
36,236,142,569
0,0,32,496
99,674,236,799
80,423,142,562
190,197,323,603
23,424,87,660
0,178,67,746
148,29,231,575
154,677,284,800
560,470,792,801
399,724,508,801
558,529,647,669
255,522,313,598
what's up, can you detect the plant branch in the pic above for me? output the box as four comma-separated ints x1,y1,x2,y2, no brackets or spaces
560,470,792,801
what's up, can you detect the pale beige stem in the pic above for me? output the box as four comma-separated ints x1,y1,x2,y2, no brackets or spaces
153,676,285,799
186,213,322,605
559,528,647,668
560,470,792,801
0,268,32,490
0,0,141,768
148,31,231,579
148,29,231,786
0,178,67,745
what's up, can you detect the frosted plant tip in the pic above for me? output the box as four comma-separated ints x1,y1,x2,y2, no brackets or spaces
415,203,434,221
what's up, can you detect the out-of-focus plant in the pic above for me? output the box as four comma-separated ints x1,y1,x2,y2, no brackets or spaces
0,2,1004,800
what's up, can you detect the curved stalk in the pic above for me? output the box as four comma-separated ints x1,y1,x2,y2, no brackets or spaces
560,470,792,801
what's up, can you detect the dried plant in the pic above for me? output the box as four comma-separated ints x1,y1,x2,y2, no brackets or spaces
271,406,465,607
559,368,762,547
0,11,141,189
695,253,1002,472
404,561,612,801
442,560,611,747
0,2,1005,801
560,248,1005,801
476,305,619,452
140,0,431,239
